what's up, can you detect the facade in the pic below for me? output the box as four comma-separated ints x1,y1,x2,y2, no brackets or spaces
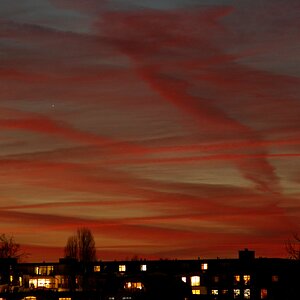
0,249,298,300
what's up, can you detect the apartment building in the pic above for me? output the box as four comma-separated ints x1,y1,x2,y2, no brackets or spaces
0,249,298,300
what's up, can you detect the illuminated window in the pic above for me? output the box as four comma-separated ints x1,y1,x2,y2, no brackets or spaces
244,289,250,299
181,276,187,283
38,278,52,288
234,289,240,299
201,263,208,270
243,275,250,285
140,264,147,271
234,275,240,284
222,289,228,295
191,276,200,286
125,282,131,289
19,276,23,286
135,282,143,290
29,279,37,288
211,289,218,295
272,275,279,282
94,266,101,272
10,275,13,282
192,289,200,295
24,297,37,300
59,298,71,300
119,265,126,272
124,282,143,290
260,288,268,299
29,278,55,289
34,266,54,275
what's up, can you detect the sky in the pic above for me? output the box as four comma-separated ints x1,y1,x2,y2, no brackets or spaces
0,0,299,262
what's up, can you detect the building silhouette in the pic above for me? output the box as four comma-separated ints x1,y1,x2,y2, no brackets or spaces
0,249,298,299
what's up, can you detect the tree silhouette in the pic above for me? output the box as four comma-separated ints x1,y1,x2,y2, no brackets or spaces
64,228,96,263
65,235,78,260
286,233,300,260
0,234,25,261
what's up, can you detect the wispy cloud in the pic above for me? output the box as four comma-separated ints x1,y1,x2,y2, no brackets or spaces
0,0,299,261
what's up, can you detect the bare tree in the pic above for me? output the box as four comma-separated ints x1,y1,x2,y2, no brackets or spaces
0,234,25,261
286,233,300,260
77,227,96,263
64,235,78,259
64,228,96,263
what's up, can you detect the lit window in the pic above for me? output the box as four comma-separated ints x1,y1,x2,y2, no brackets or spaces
211,289,218,295
124,282,143,290
119,265,126,272
29,279,37,288
192,289,200,295
39,278,53,288
201,263,208,270
19,276,23,286
234,289,240,299
234,275,240,284
243,275,250,285
125,282,131,289
140,264,147,271
260,288,268,299
59,298,71,300
135,282,143,290
38,279,46,288
29,278,55,289
24,297,37,300
244,289,250,299
34,266,54,275
272,275,279,282
94,266,101,272
222,289,228,295
181,276,187,283
10,275,13,282
191,276,200,286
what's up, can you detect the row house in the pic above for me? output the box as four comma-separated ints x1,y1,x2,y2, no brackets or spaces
0,249,298,299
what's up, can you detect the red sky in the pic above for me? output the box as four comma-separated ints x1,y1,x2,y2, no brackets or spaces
0,0,299,262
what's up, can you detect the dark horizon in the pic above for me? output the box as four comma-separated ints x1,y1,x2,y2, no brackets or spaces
19,245,291,263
